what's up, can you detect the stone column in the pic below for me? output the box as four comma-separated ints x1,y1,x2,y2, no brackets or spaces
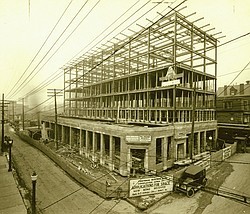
100,133,104,165
62,125,65,144
69,127,72,149
197,132,201,154
85,130,89,158
109,136,114,171
144,148,149,173
127,148,131,176
92,132,96,161
119,138,127,176
79,129,82,155
163,137,168,170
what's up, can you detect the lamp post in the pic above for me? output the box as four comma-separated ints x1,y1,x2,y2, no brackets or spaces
31,172,38,214
7,137,13,172
208,136,213,154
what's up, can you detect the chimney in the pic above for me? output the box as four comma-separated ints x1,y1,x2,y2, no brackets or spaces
224,85,227,96
246,80,250,85
239,84,244,95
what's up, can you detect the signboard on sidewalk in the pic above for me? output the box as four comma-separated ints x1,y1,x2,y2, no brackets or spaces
129,176,173,197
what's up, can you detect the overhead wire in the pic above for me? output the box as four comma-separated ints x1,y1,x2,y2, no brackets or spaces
14,0,151,102
66,0,143,63
20,0,172,111
6,0,73,99
24,31,250,117
12,0,101,100
8,0,90,99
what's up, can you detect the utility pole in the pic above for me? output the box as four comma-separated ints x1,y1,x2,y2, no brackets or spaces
1,94,10,153
1,94,4,153
22,98,25,131
47,89,63,150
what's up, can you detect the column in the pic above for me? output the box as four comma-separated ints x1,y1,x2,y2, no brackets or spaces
197,132,201,154
163,137,168,170
109,136,114,171
119,138,127,176
92,132,96,161
85,130,89,158
127,148,131,176
144,148,149,173
69,127,72,149
100,133,104,165
79,129,82,155
62,126,65,144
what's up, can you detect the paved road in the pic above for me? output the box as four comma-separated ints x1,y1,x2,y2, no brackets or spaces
202,153,250,214
7,127,136,214
146,153,250,214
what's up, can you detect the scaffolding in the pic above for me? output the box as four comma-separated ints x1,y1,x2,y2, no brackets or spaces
63,10,217,124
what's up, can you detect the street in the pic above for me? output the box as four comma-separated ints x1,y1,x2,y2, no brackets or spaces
145,153,250,214
202,153,250,214
6,125,250,214
7,127,136,214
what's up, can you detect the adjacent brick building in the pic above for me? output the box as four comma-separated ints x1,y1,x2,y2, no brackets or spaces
217,81,250,151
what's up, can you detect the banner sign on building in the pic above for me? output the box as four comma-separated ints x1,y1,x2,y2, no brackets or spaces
222,146,232,160
126,135,151,143
161,79,180,87
129,176,173,197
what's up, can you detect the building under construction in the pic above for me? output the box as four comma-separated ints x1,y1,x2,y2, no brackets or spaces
42,10,218,176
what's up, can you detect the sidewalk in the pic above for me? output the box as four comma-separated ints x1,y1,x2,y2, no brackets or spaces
0,154,27,214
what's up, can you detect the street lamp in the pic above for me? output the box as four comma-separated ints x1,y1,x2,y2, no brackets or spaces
208,136,213,154
7,137,13,172
31,172,38,214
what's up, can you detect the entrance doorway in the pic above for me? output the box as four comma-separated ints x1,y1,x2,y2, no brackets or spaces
130,149,145,175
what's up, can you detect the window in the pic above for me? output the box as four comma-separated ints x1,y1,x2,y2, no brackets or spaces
224,101,233,109
243,100,248,111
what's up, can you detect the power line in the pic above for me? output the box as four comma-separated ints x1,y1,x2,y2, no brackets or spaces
218,60,250,97
8,0,90,99
6,0,73,98
20,5,250,119
17,0,173,110
12,0,149,101
66,0,143,63
11,0,101,100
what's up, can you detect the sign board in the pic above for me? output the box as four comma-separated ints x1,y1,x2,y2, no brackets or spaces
129,176,173,197
126,135,151,143
222,146,231,160
161,79,180,87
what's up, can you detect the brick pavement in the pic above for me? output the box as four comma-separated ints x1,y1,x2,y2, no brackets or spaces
0,154,27,214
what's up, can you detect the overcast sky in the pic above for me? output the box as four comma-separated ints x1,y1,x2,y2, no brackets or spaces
0,0,249,108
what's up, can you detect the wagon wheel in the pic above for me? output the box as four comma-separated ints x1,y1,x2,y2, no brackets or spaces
187,188,195,197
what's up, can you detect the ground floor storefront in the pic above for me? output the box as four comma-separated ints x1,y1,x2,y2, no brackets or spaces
41,117,217,176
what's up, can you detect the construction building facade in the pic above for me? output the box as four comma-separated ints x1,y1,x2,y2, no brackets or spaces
42,10,218,176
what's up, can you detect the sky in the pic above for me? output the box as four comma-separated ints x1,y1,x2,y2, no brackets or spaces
0,0,250,109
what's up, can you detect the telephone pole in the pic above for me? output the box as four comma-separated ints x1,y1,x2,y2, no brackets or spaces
47,89,63,150
22,98,25,131
1,94,4,153
1,94,10,153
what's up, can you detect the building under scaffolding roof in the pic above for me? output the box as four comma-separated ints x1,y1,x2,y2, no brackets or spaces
42,9,219,176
